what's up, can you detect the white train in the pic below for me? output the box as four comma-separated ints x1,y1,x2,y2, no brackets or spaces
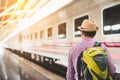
4,0,120,77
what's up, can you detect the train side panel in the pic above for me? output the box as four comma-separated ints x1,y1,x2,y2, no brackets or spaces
5,0,120,65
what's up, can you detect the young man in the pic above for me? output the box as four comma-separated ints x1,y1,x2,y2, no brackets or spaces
66,19,116,80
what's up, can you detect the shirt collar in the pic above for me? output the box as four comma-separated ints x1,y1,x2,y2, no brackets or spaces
82,37,94,42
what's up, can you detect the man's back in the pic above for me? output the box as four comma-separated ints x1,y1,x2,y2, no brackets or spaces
77,42,113,80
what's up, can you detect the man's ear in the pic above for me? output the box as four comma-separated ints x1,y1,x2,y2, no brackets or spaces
81,32,84,38
81,32,84,35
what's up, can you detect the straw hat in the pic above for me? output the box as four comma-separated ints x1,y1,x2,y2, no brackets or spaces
78,19,98,31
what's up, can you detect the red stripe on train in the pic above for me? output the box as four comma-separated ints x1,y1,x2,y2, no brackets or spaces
102,42,120,48
39,42,120,48
32,42,120,48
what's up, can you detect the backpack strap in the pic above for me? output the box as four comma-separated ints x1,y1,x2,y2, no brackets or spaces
94,42,101,47
77,53,83,80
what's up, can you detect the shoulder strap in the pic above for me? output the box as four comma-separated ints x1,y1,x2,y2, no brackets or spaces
94,42,101,47
77,53,83,80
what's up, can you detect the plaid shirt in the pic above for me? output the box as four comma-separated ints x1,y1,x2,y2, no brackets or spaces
66,38,116,80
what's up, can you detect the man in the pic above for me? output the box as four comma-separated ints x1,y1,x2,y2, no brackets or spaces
66,19,116,80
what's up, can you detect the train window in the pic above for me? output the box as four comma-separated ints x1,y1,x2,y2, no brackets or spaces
25,35,29,39
28,35,30,40
48,27,53,40
35,32,37,39
40,30,44,40
74,15,89,37
103,4,120,35
19,35,22,43
58,23,66,39
30,34,32,40
23,36,25,39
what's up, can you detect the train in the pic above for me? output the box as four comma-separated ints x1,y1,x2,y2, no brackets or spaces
4,0,120,78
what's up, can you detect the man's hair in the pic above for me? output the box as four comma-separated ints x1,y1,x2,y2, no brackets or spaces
82,31,96,37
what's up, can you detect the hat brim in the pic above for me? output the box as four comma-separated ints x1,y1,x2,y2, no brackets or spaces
79,27,98,31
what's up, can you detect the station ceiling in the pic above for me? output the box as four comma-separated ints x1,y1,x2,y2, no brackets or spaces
0,0,73,42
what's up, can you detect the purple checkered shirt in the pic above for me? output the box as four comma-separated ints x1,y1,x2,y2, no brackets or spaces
66,38,116,80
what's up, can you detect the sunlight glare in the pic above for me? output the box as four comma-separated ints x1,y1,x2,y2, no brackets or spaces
3,0,73,42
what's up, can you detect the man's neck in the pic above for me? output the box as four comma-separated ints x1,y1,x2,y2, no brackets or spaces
82,35,93,38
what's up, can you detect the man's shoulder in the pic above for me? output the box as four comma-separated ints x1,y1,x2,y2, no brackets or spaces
69,42,83,54
71,42,82,49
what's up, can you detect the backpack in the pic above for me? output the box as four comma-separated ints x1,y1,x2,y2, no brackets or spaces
77,42,113,80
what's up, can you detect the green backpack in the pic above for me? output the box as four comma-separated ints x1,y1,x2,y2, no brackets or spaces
77,42,113,80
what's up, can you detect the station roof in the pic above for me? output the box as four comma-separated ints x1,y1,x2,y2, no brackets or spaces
0,0,73,42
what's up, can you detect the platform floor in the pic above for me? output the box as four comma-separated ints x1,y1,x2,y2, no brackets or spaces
0,49,65,80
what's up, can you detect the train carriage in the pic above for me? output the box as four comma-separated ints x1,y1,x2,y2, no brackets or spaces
5,0,120,77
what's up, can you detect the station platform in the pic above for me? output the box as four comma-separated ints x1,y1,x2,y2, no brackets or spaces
0,49,65,80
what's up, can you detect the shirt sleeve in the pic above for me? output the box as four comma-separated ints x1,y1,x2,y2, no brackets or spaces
66,48,75,80
102,44,116,75
107,50,116,75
